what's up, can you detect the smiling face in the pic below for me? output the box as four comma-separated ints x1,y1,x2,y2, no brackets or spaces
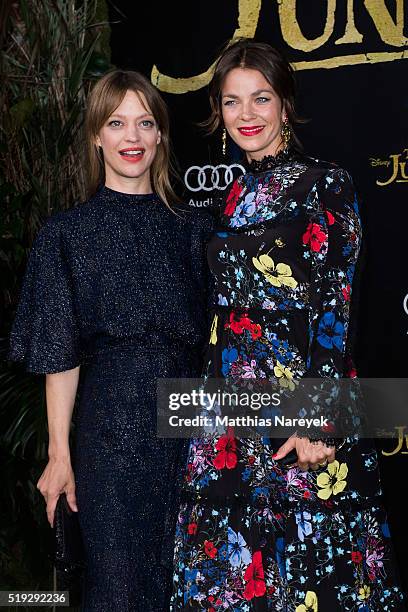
221,67,286,161
95,89,161,193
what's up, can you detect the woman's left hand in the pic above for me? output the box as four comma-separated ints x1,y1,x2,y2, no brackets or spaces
273,434,335,471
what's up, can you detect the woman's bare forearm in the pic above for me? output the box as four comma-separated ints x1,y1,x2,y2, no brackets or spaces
46,367,80,460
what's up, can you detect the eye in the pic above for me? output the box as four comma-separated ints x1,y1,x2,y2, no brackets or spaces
108,120,123,127
256,97,270,104
223,99,237,107
140,119,155,128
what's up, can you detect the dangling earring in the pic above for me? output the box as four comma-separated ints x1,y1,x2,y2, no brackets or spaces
281,118,291,152
222,128,227,157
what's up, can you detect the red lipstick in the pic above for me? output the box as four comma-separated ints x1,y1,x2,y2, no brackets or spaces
237,126,265,137
119,147,145,163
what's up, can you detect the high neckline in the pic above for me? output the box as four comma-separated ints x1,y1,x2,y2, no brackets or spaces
99,185,159,204
245,147,297,173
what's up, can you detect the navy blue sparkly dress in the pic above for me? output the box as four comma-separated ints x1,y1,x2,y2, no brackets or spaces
9,186,213,612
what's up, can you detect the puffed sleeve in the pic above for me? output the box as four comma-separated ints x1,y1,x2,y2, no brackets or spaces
191,209,215,307
190,209,216,354
301,167,362,437
8,216,81,374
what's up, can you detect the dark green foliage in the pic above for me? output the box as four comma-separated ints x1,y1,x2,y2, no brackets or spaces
0,0,111,597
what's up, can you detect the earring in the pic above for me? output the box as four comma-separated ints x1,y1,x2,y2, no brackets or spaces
222,128,227,156
281,118,291,152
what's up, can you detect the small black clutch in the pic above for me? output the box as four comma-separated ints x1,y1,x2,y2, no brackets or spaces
54,493,85,607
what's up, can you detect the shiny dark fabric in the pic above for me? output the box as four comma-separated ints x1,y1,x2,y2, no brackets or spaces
9,186,214,611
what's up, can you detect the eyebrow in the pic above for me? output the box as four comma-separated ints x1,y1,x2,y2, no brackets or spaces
222,89,275,98
109,112,154,120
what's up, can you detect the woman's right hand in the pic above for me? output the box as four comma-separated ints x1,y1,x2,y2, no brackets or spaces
37,456,78,527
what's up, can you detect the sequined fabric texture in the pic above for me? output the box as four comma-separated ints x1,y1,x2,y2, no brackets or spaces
9,186,214,611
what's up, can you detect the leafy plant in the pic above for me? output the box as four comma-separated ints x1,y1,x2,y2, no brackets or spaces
0,0,111,596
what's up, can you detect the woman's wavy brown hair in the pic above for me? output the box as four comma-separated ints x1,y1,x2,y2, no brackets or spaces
85,70,178,206
203,38,304,150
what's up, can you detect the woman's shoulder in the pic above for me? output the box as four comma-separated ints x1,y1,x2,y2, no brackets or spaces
299,151,354,183
35,192,105,240
169,201,216,231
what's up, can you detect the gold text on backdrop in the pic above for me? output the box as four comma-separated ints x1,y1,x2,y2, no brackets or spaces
382,426,408,456
151,0,408,94
370,149,408,186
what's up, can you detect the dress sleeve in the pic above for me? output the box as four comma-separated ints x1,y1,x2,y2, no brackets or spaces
306,167,362,378
300,167,362,439
8,217,81,374
190,210,215,353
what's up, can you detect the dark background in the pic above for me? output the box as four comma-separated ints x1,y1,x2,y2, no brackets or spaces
108,0,408,589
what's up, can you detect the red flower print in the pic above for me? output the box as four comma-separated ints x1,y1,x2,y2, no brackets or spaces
342,285,351,301
204,540,218,559
303,490,311,499
208,596,214,602
187,522,198,535
352,551,363,563
322,421,335,433
215,599,222,605
224,180,244,216
250,323,262,340
213,429,237,470
225,311,252,334
302,222,328,252
243,551,266,600
248,455,256,465
326,210,335,225
345,356,358,378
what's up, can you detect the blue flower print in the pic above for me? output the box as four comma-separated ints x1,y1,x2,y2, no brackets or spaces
317,311,344,351
222,347,238,376
276,536,286,579
184,568,199,604
230,193,256,228
228,527,252,567
295,511,313,542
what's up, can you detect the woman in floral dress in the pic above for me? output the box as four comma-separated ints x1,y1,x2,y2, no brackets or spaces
171,40,405,611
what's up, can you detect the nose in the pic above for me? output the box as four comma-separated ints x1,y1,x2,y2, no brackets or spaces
124,123,140,142
239,100,256,122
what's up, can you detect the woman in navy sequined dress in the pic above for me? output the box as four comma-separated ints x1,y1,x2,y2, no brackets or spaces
171,40,405,611
9,71,212,611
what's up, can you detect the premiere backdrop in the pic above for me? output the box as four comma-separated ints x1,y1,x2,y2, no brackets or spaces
108,0,408,588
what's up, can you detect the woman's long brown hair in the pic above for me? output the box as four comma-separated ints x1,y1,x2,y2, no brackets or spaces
85,70,178,207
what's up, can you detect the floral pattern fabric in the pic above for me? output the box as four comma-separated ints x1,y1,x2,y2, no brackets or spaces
171,152,406,611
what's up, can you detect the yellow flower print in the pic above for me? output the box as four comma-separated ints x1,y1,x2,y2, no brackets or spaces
358,585,371,600
210,314,218,345
275,238,285,247
316,460,348,500
252,254,298,289
295,590,318,612
274,361,295,391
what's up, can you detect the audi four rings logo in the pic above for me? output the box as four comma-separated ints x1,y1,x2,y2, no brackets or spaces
184,163,245,192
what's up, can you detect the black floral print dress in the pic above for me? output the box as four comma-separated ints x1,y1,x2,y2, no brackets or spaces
171,150,406,611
